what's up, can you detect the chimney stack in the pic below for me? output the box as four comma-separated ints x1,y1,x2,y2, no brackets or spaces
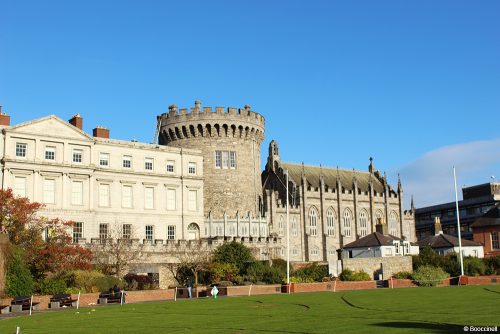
375,217,388,235
93,126,110,139
434,217,443,235
0,106,10,126
69,114,83,130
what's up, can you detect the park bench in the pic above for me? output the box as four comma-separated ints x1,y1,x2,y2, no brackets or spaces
0,304,10,314
98,291,124,305
10,296,40,312
49,293,78,308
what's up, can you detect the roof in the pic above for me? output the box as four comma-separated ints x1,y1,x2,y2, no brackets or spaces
343,232,401,248
281,163,386,193
417,233,482,248
471,204,500,228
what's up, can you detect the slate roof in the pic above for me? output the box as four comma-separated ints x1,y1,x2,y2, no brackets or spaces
417,233,482,248
281,163,386,193
343,232,401,248
471,204,500,228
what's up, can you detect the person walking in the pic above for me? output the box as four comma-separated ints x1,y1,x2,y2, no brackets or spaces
187,278,193,299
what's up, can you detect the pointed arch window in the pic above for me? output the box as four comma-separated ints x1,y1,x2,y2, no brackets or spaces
309,207,318,236
389,211,399,236
326,208,336,236
343,209,352,237
359,210,369,237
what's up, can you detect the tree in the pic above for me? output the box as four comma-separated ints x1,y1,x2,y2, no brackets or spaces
212,241,255,274
5,247,34,297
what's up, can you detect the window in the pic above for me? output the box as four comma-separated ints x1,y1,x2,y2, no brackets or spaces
389,211,398,236
310,248,319,256
394,242,400,254
292,248,299,256
188,162,196,175
359,210,368,237
45,146,55,160
16,143,27,157
73,222,83,243
166,160,175,173
343,209,352,237
122,224,132,239
144,187,154,209
292,217,298,236
166,188,176,211
99,153,110,167
188,190,197,211
309,207,318,236
13,176,27,197
71,181,83,205
215,151,237,169
145,158,154,171
492,232,500,250
99,184,110,207
43,179,55,204
167,225,176,240
73,149,83,163
278,215,284,236
326,208,336,236
123,155,132,168
122,185,133,208
99,223,109,242
145,225,154,241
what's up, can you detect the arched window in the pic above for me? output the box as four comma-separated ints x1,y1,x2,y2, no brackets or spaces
278,215,284,236
309,207,318,236
389,211,399,236
343,209,352,237
359,210,368,237
292,217,298,236
326,208,336,236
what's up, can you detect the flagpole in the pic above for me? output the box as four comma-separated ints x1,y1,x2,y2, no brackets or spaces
286,170,290,292
453,167,464,276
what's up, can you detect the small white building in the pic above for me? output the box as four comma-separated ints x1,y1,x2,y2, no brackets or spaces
343,231,419,259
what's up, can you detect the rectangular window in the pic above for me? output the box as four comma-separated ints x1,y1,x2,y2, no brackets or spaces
122,224,132,239
222,151,229,168
188,162,196,175
71,181,83,205
45,146,55,161
166,188,176,211
145,158,154,171
99,184,110,207
229,151,236,169
99,223,109,242
492,232,500,250
99,153,110,167
15,143,27,157
188,189,197,211
166,160,175,173
123,155,132,168
43,179,55,204
145,225,154,240
73,149,83,163
122,185,133,208
13,176,27,197
73,222,83,243
167,225,175,240
215,151,222,168
144,187,154,209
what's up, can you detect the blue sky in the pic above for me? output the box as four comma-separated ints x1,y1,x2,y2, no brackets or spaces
1,0,499,207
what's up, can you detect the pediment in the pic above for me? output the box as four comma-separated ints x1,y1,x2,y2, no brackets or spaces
10,115,92,141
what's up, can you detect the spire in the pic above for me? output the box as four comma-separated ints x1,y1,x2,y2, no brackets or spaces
411,195,415,211
397,173,402,192
368,156,374,173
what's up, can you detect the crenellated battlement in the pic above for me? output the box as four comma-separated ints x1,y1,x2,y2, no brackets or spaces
158,101,265,144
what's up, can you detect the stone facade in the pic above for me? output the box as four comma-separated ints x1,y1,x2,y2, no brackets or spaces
342,256,413,280
158,101,265,218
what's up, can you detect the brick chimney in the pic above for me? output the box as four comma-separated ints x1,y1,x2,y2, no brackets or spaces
93,126,110,139
375,217,388,235
69,114,83,130
434,217,443,235
0,106,10,126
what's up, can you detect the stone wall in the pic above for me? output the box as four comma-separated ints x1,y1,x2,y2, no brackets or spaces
342,256,412,280
0,234,8,297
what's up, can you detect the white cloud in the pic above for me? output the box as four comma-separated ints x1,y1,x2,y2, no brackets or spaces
392,138,500,208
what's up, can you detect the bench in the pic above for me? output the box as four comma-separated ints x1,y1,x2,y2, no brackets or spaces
10,296,40,312
49,293,78,308
97,291,124,305
0,304,10,314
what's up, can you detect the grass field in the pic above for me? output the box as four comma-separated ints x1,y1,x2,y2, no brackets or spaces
0,286,499,334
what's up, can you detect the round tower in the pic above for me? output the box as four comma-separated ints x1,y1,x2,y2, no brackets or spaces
158,101,265,218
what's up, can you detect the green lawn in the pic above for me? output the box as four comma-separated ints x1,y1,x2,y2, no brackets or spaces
1,286,499,334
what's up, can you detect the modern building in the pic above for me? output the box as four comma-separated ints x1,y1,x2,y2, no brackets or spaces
471,204,500,257
415,182,500,241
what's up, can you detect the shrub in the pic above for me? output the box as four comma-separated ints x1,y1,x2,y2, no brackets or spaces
292,263,328,282
40,277,67,295
5,248,34,297
94,275,125,292
412,265,449,287
339,269,371,281
484,255,500,275
392,271,413,279
211,263,239,282
245,261,283,284
464,257,486,276
70,270,105,292
124,273,154,290
212,241,255,274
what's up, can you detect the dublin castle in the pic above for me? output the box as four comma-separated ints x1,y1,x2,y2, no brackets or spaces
0,101,415,285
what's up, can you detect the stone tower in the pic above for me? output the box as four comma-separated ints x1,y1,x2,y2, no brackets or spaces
158,101,265,218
